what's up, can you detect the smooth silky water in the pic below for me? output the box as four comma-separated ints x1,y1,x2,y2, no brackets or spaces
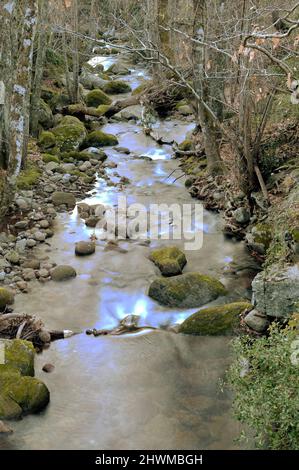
0,56,256,450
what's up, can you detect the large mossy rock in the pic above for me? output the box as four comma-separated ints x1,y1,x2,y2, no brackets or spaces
79,70,109,90
149,246,187,276
0,340,50,420
85,89,112,107
52,116,87,152
245,223,272,255
52,191,76,208
252,263,299,318
0,369,49,419
103,80,131,94
38,130,56,152
107,62,131,75
0,339,35,376
38,98,54,129
0,288,15,310
148,272,227,308
81,130,118,149
178,302,253,335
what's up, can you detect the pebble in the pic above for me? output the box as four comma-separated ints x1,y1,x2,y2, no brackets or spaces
0,420,13,435
26,239,37,248
42,363,55,373
33,231,46,242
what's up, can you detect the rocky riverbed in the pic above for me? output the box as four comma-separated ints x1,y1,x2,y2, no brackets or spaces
0,48,264,449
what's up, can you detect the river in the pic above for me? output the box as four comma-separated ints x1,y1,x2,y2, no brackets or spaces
1,53,255,450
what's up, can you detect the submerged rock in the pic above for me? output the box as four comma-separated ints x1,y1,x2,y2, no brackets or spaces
252,263,299,318
179,302,252,335
75,241,96,256
149,246,187,276
148,272,227,308
51,265,77,282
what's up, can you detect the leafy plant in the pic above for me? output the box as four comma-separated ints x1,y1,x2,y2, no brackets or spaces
227,323,299,449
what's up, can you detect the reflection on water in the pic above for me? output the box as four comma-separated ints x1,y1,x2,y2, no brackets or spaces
2,61,254,450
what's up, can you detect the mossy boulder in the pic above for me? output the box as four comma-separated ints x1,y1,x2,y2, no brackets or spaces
246,223,272,255
103,80,131,94
81,130,118,149
85,89,112,107
148,272,227,308
42,154,60,164
96,104,111,115
37,98,54,129
149,246,187,276
178,139,194,152
178,302,253,335
49,92,71,112
38,131,56,151
0,288,14,310
60,151,92,162
52,116,87,152
17,164,41,190
51,265,77,281
107,62,130,75
52,191,76,208
0,339,35,376
0,369,49,419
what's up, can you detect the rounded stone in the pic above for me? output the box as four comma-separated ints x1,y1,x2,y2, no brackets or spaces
75,241,96,256
51,265,77,282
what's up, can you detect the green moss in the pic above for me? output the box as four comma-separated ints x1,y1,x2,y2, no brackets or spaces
49,92,71,112
17,163,41,190
1,339,35,376
38,130,56,151
60,151,91,162
96,104,111,115
42,153,60,164
81,130,118,149
52,116,86,152
149,246,187,276
148,272,227,308
252,223,272,247
85,89,112,107
0,288,14,309
178,139,193,151
179,302,253,335
132,82,150,96
103,80,131,94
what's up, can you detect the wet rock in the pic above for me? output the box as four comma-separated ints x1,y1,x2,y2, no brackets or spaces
51,265,77,281
114,146,130,154
0,420,13,434
1,339,35,376
42,363,55,373
107,62,131,75
244,309,269,333
0,288,15,309
179,302,253,335
75,241,96,256
52,191,76,209
149,246,187,276
85,216,100,228
84,147,108,162
148,272,227,308
252,263,299,318
37,269,50,278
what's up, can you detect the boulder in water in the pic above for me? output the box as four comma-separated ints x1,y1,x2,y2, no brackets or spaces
51,265,77,282
179,302,252,335
149,246,187,276
0,288,15,310
52,191,76,209
148,272,227,308
75,241,96,256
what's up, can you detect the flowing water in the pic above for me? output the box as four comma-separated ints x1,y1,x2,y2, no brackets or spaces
0,55,257,450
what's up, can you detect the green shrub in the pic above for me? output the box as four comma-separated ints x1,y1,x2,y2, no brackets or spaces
227,323,299,449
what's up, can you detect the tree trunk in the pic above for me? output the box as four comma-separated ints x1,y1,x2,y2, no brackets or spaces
8,1,37,178
30,0,49,137
71,0,80,103
192,0,223,175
